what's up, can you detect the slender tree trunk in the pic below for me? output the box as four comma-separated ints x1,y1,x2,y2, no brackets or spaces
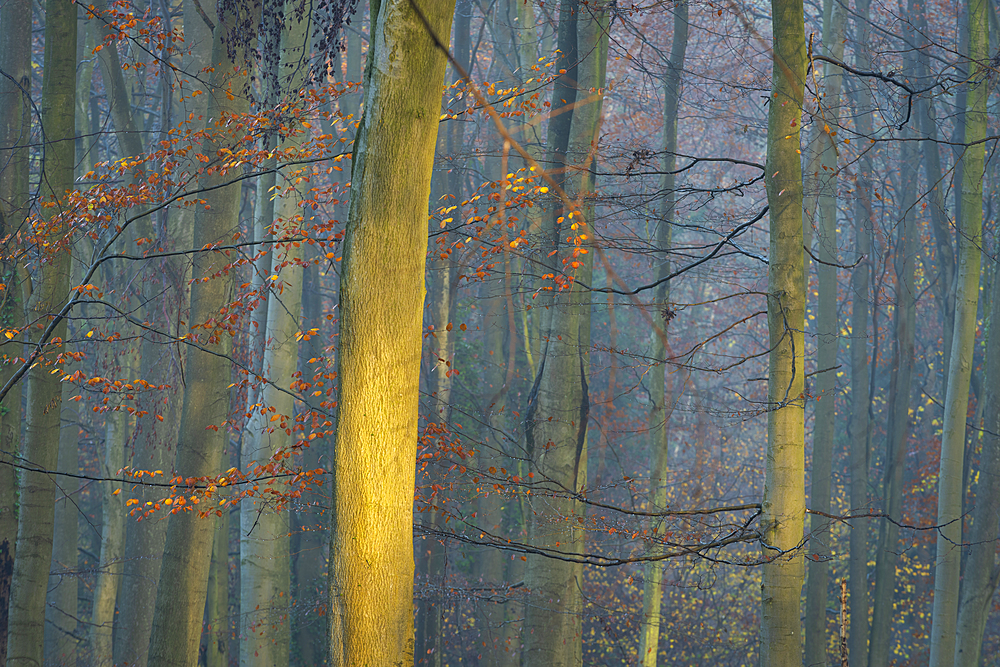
5,1,76,665
0,0,30,657
522,4,608,664
113,5,209,664
90,378,131,666
638,3,687,664
328,1,456,664
915,10,956,378
928,0,987,663
239,6,312,666
205,509,229,667
845,2,876,664
953,262,1000,667
145,5,250,664
866,15,920,664
760,0,806,661
291,256,328,666
802,3,846,665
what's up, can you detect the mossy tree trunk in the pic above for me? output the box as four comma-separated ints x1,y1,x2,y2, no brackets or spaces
521,3,608,664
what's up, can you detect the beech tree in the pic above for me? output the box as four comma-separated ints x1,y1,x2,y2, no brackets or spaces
1,1,999,666
328,0,456,664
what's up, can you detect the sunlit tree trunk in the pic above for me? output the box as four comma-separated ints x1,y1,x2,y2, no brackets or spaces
638,3,687,664
760,0,806,661
867,13,919,665
522,3,607,665
4,1,76,665
802,2,846,664
328,1,456,664
928,0,987,663
0,1,30,659
145,4,250,664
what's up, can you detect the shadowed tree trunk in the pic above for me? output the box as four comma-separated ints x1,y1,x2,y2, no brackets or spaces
802,1,846,664
638,2,688,664
867,10,919,664
928,0,987,663
0,0,30,658
145,4,250,664
5,0,76,664
113,4,211,665
522,2,608,664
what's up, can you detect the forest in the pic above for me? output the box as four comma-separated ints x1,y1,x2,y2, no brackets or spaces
0,0,998,665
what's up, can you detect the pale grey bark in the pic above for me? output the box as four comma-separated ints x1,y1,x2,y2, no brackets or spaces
928,0,988,663
638,3,688,664
866,14,919,665
145,3,250,664
802,3,846,665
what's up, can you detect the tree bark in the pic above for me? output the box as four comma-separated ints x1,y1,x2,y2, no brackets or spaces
327,1,456,664
760,0,806,661
113,4,211,664
928,0,987,663
866,11,919,664
638,3,687,664
802,3,846,665
5,1,76,665
845,2,876,664
239,6,312,666
521,3,608,664
145,5,250,664
0,0,30,658
953,255,1000,667
205,508,229,667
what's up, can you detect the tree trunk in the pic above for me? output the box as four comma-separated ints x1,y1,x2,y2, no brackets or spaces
5,0,76,664
953,257,1000,667
205,509,229,667
328,1,456,664
145,5,250,664
113,4,210,664
866,15,919,665
638,3,687,664
928,0,987,663
760,0,806,661
90,381,131,666
0,0,30,658
802,2,846,664
239,6,312,666
291,257,329,666
43,385,81,665
845,2,876,664
522,3,608,664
